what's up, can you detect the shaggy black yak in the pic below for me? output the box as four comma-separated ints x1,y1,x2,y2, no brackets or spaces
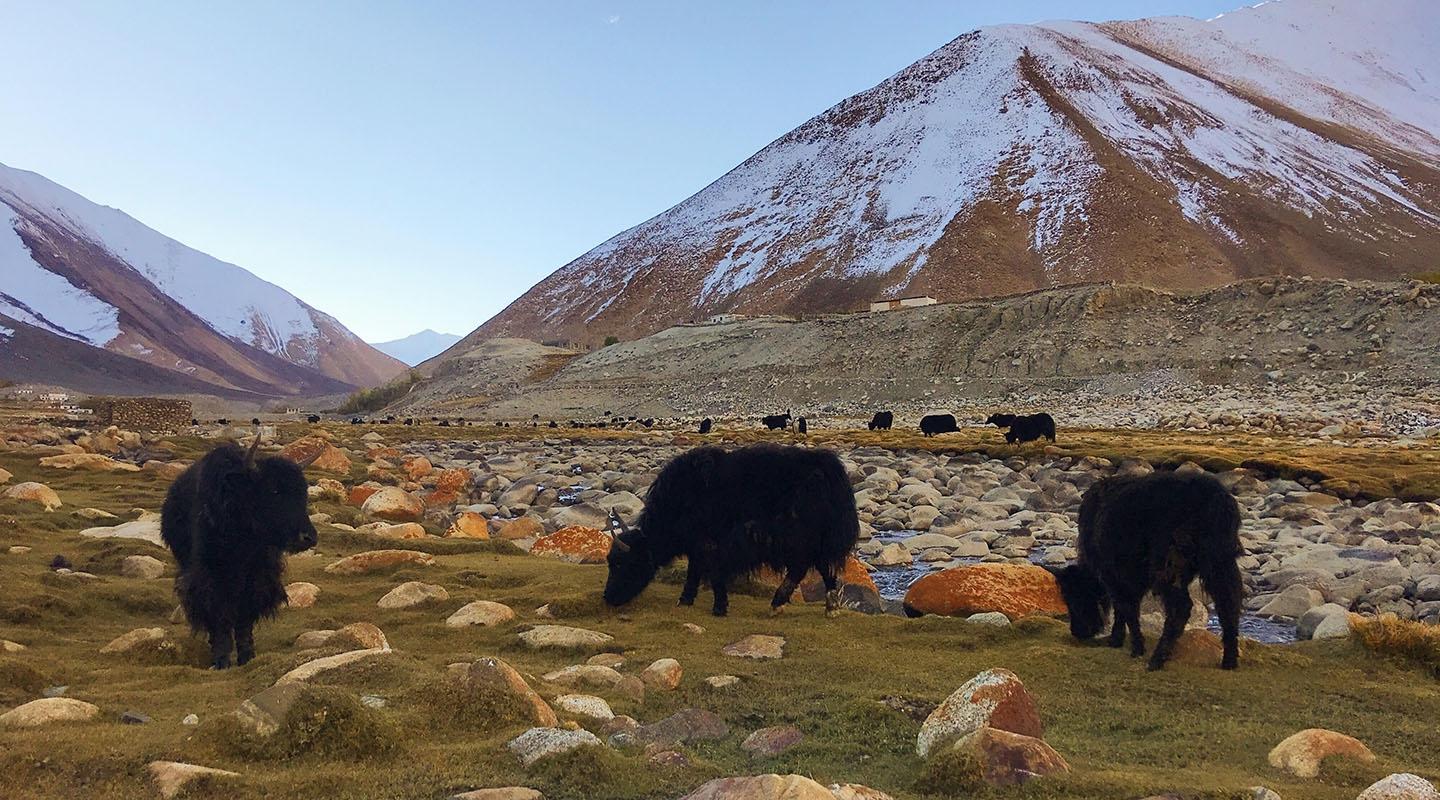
986,412,1057,444
919,413,959,437
1054,471,1243,670
603,444,858,617
161,438,319,669
867,411,893,431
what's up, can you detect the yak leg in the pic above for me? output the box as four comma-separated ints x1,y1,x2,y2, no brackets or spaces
207,624,235,670
679,558,703,606
820,564,841,618
1208,562,1243,670
1109,594,1144,657
234,617,258,666
710,576,729,617
1107,594,1135,650
1148,582,1194,671
770,567,805,615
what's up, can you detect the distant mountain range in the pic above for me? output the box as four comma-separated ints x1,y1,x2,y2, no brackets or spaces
370,329,461,366
446,0,1439,354
0,162,406,397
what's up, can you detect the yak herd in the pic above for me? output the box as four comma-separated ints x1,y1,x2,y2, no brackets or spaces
162,406,1244,674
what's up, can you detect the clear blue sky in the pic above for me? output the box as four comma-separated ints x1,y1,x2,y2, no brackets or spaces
0,0,1239,343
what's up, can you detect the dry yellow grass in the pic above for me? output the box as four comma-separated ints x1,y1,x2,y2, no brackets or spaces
1351,614,1440,679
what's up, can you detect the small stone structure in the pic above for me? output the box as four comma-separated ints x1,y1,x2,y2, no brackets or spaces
89,397,193,430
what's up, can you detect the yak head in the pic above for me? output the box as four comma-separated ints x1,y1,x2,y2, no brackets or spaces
208,437,320,553
1052,563,1109,640
985,413,1016,428
602,510,656,607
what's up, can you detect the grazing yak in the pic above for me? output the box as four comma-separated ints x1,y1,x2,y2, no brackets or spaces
161,439,320,669
1054,471,1243,671
603,444,859,617
868,411,893,431
919,413,960,437
698,418,713,434
762,413,792,430
306,414,321,424
987,412,1057,444
797,417,808,435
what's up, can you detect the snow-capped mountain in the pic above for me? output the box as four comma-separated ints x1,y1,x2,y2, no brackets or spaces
0,162,406,396
370,329,461,366
455,0,1439,350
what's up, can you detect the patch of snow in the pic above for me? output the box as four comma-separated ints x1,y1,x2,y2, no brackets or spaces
0,201,121,344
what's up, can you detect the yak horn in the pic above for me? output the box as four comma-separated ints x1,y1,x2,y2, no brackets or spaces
244,431,262,467
607,511,631,552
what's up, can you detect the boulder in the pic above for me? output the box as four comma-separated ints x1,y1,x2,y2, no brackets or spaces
542,665,624,690
147,761,242,799
361,487,425,522
378,581,449,609
286,582,320,608
550,503,609,530
78,519,163,546
722,634,785,660
373,522,428,540
234,682,306,737
324,549,436,575
274,647,390,684
680,774,834,800
903,564,1066,619
519,625,613,650
506,727,602,767
402,456,433,480
446,600,517,628
1357,774,1440,800
621,708,729,747
948,726,1070,786
553,694,614,721
279,437,352,473
1267,728,1376,778
640,658,683,690
531,526,612,564
1297,603,1349,640
120,554,166,579
4,481,62,510
462,657,558,727
333,622,390,649
450,789,543,800
447,511,491,539
917,668,1042,758
99,627,170,655
741,724,803,758
39,453,140,472
0,697,100,727
498,517,545,540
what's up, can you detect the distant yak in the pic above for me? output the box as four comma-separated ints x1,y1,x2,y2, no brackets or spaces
867,411,893,431
1054,471,1243,671
306,414,321,424
161,439,319,669
762,413,792,431
987,412,1057,444
797,416,808,435
698,418,713,434
603,444,858,616
919,413,959,437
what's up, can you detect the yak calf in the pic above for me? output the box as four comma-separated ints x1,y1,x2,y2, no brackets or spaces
603,444,858,617
161,439,319,669
1054,471,1243,671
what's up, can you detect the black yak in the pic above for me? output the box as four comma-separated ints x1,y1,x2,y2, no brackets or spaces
762,413,791,430
1054,471,1243,671
868,411,893,431
404,418,415,426
161,439,320,669
216,418,230,425
797,416,808,435
987,412,1057,444
919,413,959,437
251,418,261,426
306,414,321,424
603,444,858,617
698,418,713,434
548,420,558,428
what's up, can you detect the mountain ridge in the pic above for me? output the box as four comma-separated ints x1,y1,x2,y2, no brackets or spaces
443,0,1439,355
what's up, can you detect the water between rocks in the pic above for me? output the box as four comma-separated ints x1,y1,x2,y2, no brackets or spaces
867,531,1298,644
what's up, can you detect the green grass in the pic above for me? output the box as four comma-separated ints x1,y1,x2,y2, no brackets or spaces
1,433,1438,799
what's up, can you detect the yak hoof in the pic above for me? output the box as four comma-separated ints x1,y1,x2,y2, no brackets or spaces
1220,659,1238,670
769,606,785,617
677,597,695,607
1146,659,1166,672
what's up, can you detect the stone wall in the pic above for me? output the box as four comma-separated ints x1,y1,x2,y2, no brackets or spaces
90,397,192,430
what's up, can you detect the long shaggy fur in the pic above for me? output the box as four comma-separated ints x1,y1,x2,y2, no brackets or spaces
986,412,1057,444
761,413,791,430
604,444,859,616
1055,471,1244,670
867,411,893,431
161,442,317,669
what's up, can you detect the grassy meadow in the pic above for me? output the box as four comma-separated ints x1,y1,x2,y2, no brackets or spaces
1,425,1438,799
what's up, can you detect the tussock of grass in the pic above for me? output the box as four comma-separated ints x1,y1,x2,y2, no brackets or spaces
1351,614,1440,678
915,747,987,795
528,746,681,800
544,593,610,619
212,686,401,761
0,658,48,705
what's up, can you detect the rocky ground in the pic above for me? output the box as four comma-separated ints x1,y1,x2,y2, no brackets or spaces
1,420,1438,799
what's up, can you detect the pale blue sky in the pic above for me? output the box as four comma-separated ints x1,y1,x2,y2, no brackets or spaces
0,0,1238,342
